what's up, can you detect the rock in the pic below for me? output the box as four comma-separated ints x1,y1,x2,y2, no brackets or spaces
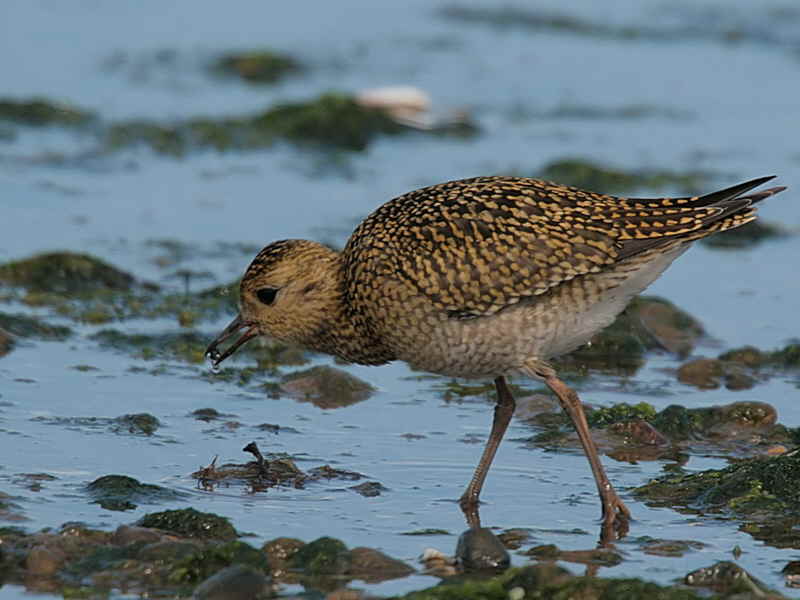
262,537,304,577
137,508,238,541
192,564,274,599
348,547,414,582
111,525,163,546
172,541,269,584
650,401,776,441
0,252,134,294
138,540,199,562
607,419,669,446
87,474,181,511
523,544,622,567
588,402,657,427
685,561,770,595
290,537,351,576
110,413,161,435
677,358,724,389
349,482,386,497
281,366,374,408
635,448,800,517
455,527,510,571
25,544,66,576
783,560,800,588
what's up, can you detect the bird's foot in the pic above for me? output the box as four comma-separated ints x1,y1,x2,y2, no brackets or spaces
458,494,483,529
599,494,630,545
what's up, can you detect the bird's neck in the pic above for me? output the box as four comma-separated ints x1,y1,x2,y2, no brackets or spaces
303,257,395,366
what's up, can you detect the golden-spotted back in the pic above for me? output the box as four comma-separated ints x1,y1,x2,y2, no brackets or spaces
342,175,780,321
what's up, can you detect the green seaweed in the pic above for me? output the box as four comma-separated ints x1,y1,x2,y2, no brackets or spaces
105,92,411,155
169,540,268,583
290,536,351,576
636,449,800,516
213,49,303,84
0,252,134,294
0,98,94,126
588,402,657,428
137,508,237,540
398,562,714,599
537,159,708,194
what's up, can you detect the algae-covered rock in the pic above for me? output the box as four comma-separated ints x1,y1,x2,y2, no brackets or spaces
106,92,413,156
530,398,786,459
281,365,374,408
0,97,94,126
349,481,386,497
0,313,72,340
397,561,724,600
719,345,765,368
0,252,134,294
87,475,183,511
138,508,237,541
650,402,776,441
169,540,268,584
253,92,403,151
538,158,707,194
213,50,302,84
110,413,161,435
636,448,800,517
677,343,800,391
290,536,351,576
192,564,274,600
587,402,657,428
770,343,800,368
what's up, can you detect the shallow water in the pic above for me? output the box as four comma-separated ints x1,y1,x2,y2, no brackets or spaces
1,1,799,597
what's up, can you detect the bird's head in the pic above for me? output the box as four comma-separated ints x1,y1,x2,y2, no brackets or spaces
205,239,342,366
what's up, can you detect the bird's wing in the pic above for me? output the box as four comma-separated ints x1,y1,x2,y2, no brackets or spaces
343,175,779,318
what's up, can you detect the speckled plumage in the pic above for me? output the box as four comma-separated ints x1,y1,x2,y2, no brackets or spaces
207,174,785,538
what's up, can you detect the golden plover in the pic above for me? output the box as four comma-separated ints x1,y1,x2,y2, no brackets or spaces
206,175,785,537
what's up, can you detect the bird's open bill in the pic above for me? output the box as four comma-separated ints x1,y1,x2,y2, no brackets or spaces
205,314,258,367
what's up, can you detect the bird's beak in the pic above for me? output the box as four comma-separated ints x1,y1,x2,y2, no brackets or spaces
205,314,259,368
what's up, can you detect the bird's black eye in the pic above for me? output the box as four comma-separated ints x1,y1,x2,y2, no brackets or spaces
256,287,279,305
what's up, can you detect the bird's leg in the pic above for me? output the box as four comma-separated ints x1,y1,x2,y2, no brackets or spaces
459,376,516,527
543,374,630,541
